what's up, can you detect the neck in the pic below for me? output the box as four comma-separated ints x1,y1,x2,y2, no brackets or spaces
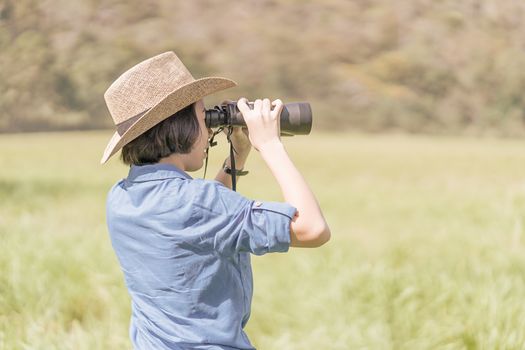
158,153,188,171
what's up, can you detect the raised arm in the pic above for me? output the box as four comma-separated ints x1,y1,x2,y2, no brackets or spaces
237,98,331,247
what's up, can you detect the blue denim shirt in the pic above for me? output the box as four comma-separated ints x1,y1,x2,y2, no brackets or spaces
105,163,296,349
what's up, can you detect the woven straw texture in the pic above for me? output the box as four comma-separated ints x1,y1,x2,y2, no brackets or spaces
101,51,236,164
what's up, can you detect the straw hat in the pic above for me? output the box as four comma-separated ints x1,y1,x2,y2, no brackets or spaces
100,51,236,164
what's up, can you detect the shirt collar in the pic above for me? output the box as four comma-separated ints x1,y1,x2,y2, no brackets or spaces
126,163,193,182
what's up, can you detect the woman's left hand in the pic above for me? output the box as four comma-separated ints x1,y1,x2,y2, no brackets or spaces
224,126,252,160
220,100,252,162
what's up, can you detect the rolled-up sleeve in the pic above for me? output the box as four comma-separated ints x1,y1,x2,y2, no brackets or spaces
190,180,297,257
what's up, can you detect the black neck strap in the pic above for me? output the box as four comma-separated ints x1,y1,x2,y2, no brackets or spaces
203,126,240,192
227,127,238,191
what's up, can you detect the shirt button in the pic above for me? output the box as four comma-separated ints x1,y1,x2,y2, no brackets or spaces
254,201,262,207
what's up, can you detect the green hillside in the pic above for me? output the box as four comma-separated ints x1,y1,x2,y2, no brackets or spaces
2,0,525,135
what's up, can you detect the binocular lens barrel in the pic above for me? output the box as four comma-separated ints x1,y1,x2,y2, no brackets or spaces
205,101,312,136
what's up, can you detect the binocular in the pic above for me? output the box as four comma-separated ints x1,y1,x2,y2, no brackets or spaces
205,101,312,136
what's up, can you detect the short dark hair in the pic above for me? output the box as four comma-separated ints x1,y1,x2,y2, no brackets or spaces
120,103,201,166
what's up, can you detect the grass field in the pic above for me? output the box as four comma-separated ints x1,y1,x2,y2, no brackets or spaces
1,130,525,349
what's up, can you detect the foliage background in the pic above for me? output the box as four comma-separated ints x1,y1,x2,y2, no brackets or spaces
2,0,525,135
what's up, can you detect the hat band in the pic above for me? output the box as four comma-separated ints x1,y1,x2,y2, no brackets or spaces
116,109,150,135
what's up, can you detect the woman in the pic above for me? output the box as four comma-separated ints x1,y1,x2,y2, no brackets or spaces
102,51,330,349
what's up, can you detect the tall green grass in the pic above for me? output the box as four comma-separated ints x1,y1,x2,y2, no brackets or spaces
1,131,525,349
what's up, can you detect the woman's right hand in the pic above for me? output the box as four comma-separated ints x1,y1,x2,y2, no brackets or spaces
238,97,330,248
237,97,284,152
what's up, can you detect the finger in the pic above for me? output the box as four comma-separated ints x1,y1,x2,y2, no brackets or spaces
253,99,262,112
271,99,283,108
237,97,251,115
271,99,284,117
262,98,271,118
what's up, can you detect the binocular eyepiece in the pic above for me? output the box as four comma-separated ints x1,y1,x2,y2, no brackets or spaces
205,101,313,136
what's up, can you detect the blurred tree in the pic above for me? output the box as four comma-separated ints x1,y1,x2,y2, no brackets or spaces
1,0,525,135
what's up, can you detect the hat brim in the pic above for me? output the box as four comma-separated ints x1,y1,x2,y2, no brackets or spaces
100,76,236,164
